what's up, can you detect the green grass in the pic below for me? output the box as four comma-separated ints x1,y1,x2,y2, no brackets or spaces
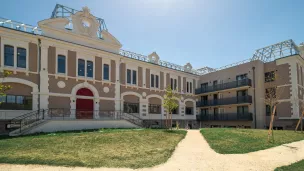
0,129,186,168
275,160,304,171
200,128,304,154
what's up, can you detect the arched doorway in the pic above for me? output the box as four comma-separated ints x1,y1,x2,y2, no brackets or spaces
76,88,94,119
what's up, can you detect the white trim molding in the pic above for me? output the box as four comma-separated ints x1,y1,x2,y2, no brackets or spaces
146,94,164,116
2,77,39,110
70,82,100,119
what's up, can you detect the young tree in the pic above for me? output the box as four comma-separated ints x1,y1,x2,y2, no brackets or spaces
0,71,11,100
263,71,284,142
293,97,304,133
163,86,179,129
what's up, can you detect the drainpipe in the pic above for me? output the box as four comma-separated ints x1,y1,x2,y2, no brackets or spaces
37,38,41,111
252,66,257,129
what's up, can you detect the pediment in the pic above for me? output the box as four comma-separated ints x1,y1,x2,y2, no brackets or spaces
38,6,122,53
101,30,122,47
148,52,160,64
38,18,69,30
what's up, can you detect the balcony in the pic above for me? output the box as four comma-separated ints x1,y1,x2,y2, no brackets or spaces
196,95,252,107
196,113,253,121
195,79,252,94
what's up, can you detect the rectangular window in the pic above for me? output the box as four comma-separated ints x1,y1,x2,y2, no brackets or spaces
214,108,219,119
185,107,193,115
57,55,66,74
187,82,189,93
87,60,93,78
78,59,85,76
151,74,155,87
16,96,24,104
6,95,15,103
172,108,178,114
124,102,139,113
151,74,159,88
201,95,208,105
155,75,159,88
127,69,131,84
190,82,192,93
149,104,161,114
0,95,6,103
132,70,137,85
174,79,177,90
201,82,208,92
0,94,32,110
103,64,110,80
236,74,248,86
126,69,137,85
265,71,275,82
4,45,14,67
171,78,173,90
201,108,208,115
17,48,26,68
237,106,249,114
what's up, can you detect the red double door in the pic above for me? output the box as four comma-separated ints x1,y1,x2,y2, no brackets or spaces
76,88,94,119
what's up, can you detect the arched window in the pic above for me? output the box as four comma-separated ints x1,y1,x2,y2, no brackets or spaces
4,45,14,67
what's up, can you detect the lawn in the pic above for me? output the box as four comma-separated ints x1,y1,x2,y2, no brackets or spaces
275,160,304,171
200,128,304,154
0,129,186,168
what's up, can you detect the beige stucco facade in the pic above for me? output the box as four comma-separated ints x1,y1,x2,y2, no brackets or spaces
0,5,304,131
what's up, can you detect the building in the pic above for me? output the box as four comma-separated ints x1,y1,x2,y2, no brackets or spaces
0,4,303,134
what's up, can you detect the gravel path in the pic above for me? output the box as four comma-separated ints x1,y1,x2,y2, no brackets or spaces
1,130,304,171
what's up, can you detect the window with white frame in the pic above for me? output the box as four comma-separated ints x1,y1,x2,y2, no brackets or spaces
87,60,93,78
186,81,193,93
78,59,85,76
103,64,110,80
57,55,66,74
4,45,14,67
151,74,159,88
17,47,26,68
77,59,94,78
127,69,137,85
170,78,177,90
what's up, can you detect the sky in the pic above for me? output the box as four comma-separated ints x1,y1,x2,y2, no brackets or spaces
1,0,304,70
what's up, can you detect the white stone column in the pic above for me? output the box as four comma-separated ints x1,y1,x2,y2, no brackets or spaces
290,61,300,118
140,99,149,119
39,44,49,110
70,97,76,119
114,60,121,112
94,99,100,119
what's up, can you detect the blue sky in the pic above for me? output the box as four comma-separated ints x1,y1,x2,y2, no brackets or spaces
1,0,304,69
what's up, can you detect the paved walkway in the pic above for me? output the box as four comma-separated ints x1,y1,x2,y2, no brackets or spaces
1,130,304,171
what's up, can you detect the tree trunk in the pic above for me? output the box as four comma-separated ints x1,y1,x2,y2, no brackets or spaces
268,105,276,142
295,111,304,132
169,112,172,130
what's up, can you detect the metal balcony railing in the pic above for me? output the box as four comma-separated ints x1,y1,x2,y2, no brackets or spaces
196,113,253,121
195,79,252,94
196,95,252,107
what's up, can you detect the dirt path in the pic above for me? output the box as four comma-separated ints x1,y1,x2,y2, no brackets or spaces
1,130,304,171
